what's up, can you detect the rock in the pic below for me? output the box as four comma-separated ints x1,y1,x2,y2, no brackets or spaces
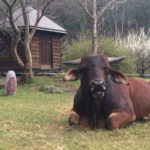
40,85,62,94
5,70,17,96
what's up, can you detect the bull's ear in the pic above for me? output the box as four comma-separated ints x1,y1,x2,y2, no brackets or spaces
64,68,81,81
108,68,129,85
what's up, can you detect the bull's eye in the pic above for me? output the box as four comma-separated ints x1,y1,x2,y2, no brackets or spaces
80,67,88,75
80,67,88,82
104,67,110,75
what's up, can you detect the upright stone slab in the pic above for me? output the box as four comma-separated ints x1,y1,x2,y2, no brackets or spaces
5,70,17,96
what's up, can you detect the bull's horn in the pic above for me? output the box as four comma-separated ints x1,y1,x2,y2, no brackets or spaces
108,56,126,63
62,59,81,65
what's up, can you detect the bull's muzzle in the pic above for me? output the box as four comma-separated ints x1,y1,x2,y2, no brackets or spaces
91,80,106,98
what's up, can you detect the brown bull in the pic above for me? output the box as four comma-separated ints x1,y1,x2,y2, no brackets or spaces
63,54,150,130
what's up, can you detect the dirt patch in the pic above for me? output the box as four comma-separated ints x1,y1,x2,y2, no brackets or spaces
31,76,78,94
58,81,78,93
32,86,41,91
48,76,79,93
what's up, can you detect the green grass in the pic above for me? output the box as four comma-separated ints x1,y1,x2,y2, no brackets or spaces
0,76,150,150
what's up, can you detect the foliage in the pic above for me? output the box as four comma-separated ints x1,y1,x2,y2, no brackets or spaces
120,29,150,74
126,0,150,32
0,76,150,149
62,36,136,74
53,0,91,40
50,0,150,41
62,37,92,60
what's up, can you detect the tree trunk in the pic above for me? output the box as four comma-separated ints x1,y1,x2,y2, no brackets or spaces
92,0,98,54
112,3,118,40
21,65,33,84
121,5,125,38
11,37,24,68
21,41,33,83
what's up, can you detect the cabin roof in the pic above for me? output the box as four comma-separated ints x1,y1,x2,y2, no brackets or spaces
1,6,66,34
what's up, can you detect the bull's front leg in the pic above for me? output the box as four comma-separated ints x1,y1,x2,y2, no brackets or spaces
89,104,100,129
106,111,136,130
89,110,97,129
69,109,90,128
69,110,80,125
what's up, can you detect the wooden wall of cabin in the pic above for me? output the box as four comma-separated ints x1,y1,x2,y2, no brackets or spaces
30,32,41,69
0,30,63,72
31,31,62,70
0,33,24,71
52,34,62,69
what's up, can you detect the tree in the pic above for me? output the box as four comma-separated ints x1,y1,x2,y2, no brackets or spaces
0,0,54,83
52,0,86,40
101,0,150,38
46,0,150,42
76,0,126,54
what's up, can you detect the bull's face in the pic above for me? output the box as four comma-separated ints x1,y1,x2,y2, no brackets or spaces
64,54,128,99
80,55,108,98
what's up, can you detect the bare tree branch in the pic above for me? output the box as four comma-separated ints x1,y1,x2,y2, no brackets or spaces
30,0,54,39
2,0,24,68
1,0,56,82
115,0,128,4
0,6,9,18
2,0,11,7
76,0,93,19
20,0,30,41
98,0,128,19
11,0,17,6
98,0,114,18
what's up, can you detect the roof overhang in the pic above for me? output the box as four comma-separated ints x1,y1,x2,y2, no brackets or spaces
0,6,67,36
30,26,67,35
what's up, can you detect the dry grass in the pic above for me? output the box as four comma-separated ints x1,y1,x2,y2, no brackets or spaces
0,76,149,150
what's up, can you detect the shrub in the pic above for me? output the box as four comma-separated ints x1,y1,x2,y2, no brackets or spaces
62,36,136,74
119,29,150,74
62,39,92,60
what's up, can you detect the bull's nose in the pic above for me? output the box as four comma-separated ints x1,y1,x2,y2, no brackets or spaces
91,80,106,91
92,80,104,86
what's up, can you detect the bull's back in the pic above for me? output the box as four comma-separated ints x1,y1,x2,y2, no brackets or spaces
129,78,150,119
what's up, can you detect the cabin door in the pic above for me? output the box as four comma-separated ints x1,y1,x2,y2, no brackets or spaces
40,33,52,69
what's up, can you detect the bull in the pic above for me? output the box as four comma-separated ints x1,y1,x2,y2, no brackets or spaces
63,54,150,130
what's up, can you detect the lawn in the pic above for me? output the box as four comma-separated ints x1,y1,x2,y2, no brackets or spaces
0,76,150,150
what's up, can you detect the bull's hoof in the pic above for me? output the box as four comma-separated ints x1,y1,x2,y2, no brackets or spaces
69,111,79,125
106,113,119,130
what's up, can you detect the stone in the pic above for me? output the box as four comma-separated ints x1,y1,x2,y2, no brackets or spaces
5,70,17,96
40,85,62,94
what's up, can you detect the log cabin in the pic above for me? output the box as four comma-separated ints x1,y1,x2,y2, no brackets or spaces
0,6,66,73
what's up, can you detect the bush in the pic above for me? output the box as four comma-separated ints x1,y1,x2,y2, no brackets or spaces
62,39,92,60
119,29,150,74
62,36,136,74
